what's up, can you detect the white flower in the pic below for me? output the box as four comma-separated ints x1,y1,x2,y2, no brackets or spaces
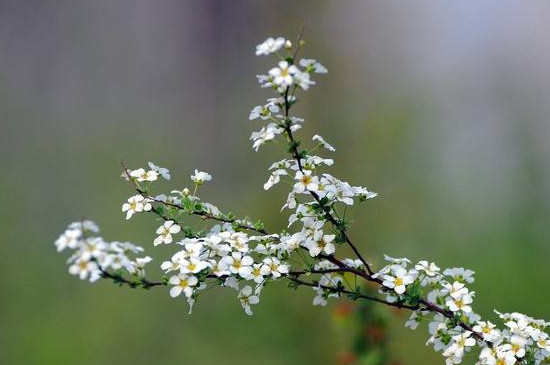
68,220,99,233
153,221,181,246
333,181,356,205
305,234,336,257
249,99,280,121
80,237,107,261
210,259,230,277
473,321,500,342
223,277,240,290
122,195,152,220
250,123,283,151
160,257,180,273
293,70,315,90
382,266,415,294
148,162,170,180
221,252,253,278
444,267,475,284
179,257,209,274
69,258,100,281
269,61,299,88
312,275,343,306
238,285,260,315
342,258,365,269
415,260,440,277
383,254,411,266
169,274,198,298
110,241,143,254
101,252,130,271
299,58,328,74
128,256,153,277
442,281,469,299
178,240,204,257
219,231,249,252
191,170,212,184
480,346,516,365
55,229,82,252
536,333,550,352
129,168,159,182
500,335,527,358
255,37,285,56
294,170,319,193
264,169,287,190
405,311,423,330
262,257,289,278
246,263,270,283
446,290,474,313
256,73,273,88
312,287,328,306
443,331,476,360
302,219,324,241
171,188,191,197
354,186,378,201
312,134,335,152
494,349,517,365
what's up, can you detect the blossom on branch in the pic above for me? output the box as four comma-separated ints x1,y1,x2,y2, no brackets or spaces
54,32,550,365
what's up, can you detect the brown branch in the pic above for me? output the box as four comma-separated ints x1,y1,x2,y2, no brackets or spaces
282,89,374,276
120,160,268,236
98,267,165,289
147,197,268,235
287,276,419,310
278,56,485,341
118,155,484,341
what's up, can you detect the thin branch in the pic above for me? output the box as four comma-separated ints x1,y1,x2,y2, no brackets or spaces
118,148,483,341
147,197,268,235
287,276,419,310
98,267,165,289
282,91,374,275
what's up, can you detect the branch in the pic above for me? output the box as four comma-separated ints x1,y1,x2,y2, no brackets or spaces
120,161,268,236
287,276,419,310
98,267,165,289
280,86,485,343
281,90,374,276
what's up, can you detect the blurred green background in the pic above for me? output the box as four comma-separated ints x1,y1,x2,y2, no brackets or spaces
1,1,549,364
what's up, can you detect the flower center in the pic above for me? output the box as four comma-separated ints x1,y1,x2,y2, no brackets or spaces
301,175,312,185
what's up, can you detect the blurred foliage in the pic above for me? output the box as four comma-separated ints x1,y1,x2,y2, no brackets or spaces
333,283,402,365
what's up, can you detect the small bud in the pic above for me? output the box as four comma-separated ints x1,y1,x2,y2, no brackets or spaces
182,188,190,196
284,40,292,49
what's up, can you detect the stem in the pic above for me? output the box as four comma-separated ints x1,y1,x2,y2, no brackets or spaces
98,267,165,289
281,89,374,276
277,66,485,341
118,155,484,341
287,276,418,310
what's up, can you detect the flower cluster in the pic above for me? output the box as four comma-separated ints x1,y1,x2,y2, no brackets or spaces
55,220,152,282
158,220,291,314
55,33,549,365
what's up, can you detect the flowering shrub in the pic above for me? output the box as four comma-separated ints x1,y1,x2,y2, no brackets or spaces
55,32,550,365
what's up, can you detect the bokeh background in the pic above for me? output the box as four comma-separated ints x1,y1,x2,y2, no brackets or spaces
2,1,550,364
